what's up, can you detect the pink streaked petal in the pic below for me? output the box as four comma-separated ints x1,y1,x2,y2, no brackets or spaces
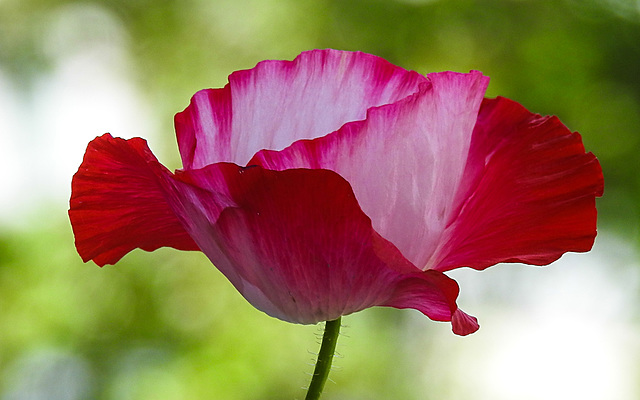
170,164,468,330
252,71,490,270
174,49,427,169
69,134,199,266
430,97,604,272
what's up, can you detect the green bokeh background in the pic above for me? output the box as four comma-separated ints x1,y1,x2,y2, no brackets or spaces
1,0,639,399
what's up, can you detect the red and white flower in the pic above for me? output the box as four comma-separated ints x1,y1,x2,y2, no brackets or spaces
69,49,603,335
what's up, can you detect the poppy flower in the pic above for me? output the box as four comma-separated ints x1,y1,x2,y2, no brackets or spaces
69,49,603,336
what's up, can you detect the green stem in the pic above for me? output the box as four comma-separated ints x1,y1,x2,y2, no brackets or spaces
305,317,342,400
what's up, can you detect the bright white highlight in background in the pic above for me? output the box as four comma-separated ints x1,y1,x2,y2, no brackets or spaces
485,314,631,400
418,233,640,400
0,3,154,229
479,235,638,400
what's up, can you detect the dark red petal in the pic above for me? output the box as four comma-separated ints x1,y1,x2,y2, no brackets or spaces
451,309,480,336
382,270,479,335
431,97,604,271
174,49,427,169
170,165,472,330
69,134,199,266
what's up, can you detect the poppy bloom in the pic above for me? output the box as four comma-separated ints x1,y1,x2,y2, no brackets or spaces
69,49,603,336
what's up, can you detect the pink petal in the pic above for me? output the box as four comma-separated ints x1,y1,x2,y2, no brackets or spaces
69,134,199,266
174,49,427,169
430,97,604,271
251,71,490,270
171,164,472,330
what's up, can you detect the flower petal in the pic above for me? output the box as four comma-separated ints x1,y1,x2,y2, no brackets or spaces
69,134,199,266
382,271,479,335
69,134,473,333
174,49,427,169
430,97,604,271
251,71,490,270
451,309,480,336
170,164,471,330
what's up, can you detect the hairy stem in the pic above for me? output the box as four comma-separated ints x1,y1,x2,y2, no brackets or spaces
305,317,342,400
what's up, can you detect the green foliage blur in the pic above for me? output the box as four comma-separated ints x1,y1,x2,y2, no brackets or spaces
1,0,639,399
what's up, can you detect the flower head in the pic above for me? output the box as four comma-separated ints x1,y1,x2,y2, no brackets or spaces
69,49,603,335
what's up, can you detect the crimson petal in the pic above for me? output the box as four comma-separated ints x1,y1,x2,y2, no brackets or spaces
69,134,199,266
382,272,479,335
171,164,474,331
430,97,604,271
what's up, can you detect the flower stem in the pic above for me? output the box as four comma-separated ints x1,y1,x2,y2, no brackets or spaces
305,317,342,400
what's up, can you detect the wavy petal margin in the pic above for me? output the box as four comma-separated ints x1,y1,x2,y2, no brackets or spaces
431,97,604,271
174,49,427,169
69,134,199,266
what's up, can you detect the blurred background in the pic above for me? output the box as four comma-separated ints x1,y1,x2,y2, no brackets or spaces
0,0,639,399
